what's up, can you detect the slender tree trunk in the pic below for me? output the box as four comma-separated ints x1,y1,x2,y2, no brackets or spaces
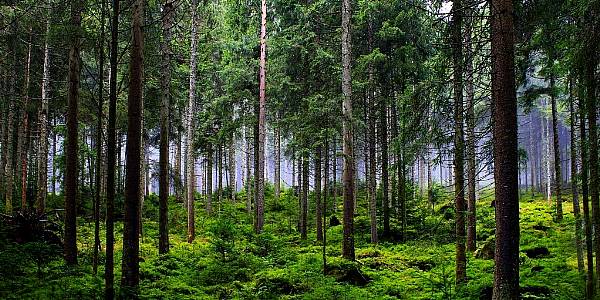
37,6,51,213
529,113,536,197
465,3,477,252
92,1,106,275
120,0,144,291
315,146,323,241
255,0,267,233
452,0,467,284
332,138,337,212
159,0,174,255
379,99,390,236
300,154,308,239
186,0,200,243
19,31,32,209
245,129,251,213
580,91,594,298
104,0,119,297
323,136,329,273
207,146,213,213
274,124,281,200
229,137,236,201
550,74,563,221
64,0,82,266
368,79,378,244
491,0,520,297
341,0,355,260
218,144,223,202
569,79,584,274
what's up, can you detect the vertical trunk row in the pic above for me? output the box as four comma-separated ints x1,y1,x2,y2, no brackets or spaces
19,31,33,209
255,0,267,233
452,0,466,284
64,0,82,266
341,0,355,260
186,0,200,243
491,0,520,296
579,90,594,298
104,0,119,296
121,0,144,290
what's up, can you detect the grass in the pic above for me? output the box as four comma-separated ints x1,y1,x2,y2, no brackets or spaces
0,186,585,299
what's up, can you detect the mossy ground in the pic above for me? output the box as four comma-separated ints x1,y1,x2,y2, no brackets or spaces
0,186,585,299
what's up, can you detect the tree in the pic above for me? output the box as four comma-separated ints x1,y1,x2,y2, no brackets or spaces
255,0,267,234
159,0,175,255
36,1,51,214
64,0,83,266
186,0,200,243
105,0,120,297
121,0,144,291
451,0,467,285
341,0,355,261
491,0,520,297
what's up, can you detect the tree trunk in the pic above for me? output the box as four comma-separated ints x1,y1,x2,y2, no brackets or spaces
64,0,82,266
105,0,119,297
315,146,323,241
529,113,536,197
92,1,106,275
186,0,200,243
37,6,51,214
18,31,32,209
274,125,281,200
207,146,213,213
300,155,308,239
245,129,251,213
332,138,337,211
323,136,329,273
580,90,594,298
255,0,267,233
229,137,236,201
368,78,378,244
465,3,477,252
120,0,143,290
550,74,563,220
341,0,355,260
452,0,467,284
380,98,390,237
159,0,174,255
491,0,520,297
569,79,584,274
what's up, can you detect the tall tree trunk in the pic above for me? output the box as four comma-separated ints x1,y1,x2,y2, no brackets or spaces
550,74,563,220
93,1,106,275
158,0,174,255
218,144,223,202
274,124,281,201
341,0,355,260
186,0,200,242
323,136,329,273
332,138,337,211
315,146,323,241
529,113,536,197
300,155,308,239
245,129,251,213
380,99,390,237
368,82,378,244
207,146,213,213
5,24,16,212
465,3,477,252
255,0,267,233
569,79,584,274
37,5,52,213
580,90,594,298
229,137,236,201
121,0,144,291
584,22,600,293
452,0,467,284
19,31,32,209
105,0,119,297
491,0,520,297
64,0,82,266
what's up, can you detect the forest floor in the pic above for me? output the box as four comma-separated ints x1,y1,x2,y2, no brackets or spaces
0,187,584,299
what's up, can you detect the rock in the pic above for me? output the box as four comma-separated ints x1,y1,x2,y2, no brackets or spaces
329,215,341,227
475,237,495,260
524,246,550,258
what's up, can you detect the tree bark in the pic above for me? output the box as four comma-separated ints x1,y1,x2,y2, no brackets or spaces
580,90,594,298
569,79,584,274
274,125,281,201
315,146,323,241
18,30,33,209
300,154,308,240
37,5,51,214
550,74,563,221
341,0,355,260
380,98,390,237
121,0,144,291
465,2,477,252
64,0,82,266
255,0,267,233
207,146,213,213
229,137,236,201
186,0,200,242
105,0,119,297
491,0,520,297
159,0,174,255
